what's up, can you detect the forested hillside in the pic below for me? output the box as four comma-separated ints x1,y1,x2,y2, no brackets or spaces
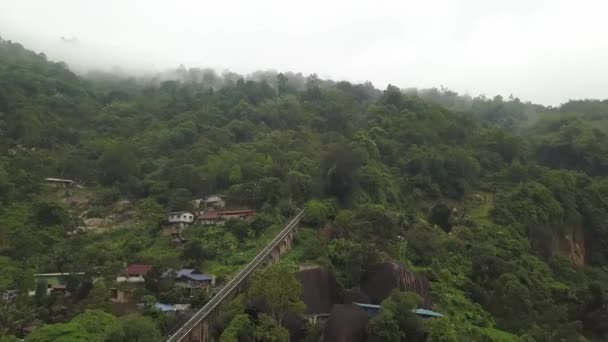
2,37,608,342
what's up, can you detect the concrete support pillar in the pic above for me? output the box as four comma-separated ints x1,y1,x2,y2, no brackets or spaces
272,249,280,263
191,322,201,342
287,234,293,249
202,321,210,342
209,311,217,342
279,241,285,255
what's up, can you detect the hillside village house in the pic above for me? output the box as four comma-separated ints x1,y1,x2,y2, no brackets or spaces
198,209,255,226
162,269,215,289
161,211,195,237
168,212,195,225
220,209,256,220
112,264,153,303
116,264,153,284
203,195,226,209
198,210,221,225
2,290,18,302
33,272,86,296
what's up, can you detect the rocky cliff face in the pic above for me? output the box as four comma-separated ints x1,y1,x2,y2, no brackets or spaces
322,304,368,342
531,225,586,266
342,289,370,305
553,226,586,266
361,262,432,308
295,265,340,314
283,312,309,342
293,263,432,341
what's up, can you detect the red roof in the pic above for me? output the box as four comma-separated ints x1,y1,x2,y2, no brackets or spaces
121,264,153,276
199,209,255,219
219,209,255,216
52,285,66,290
200,211,220,219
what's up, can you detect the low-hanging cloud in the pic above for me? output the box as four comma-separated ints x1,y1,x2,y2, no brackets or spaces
1,0,607,105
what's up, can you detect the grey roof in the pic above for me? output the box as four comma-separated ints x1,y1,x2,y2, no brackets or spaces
412,308,444,317
155,303,176,312
44,178,73,183
353,302,443,318
353,302,380,309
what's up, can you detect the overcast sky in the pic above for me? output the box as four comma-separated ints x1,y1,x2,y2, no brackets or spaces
1,0,607,105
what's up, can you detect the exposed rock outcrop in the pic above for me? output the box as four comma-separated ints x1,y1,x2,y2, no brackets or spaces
342,289,370,305
295,265,340,314
531,225,586,266
554,226,586,266
80,199,137,232
283,312,309,342
322,304,368,342
361,262,432,307
83,217,112,232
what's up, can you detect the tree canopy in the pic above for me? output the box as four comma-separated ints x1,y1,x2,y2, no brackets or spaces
4,37,608,341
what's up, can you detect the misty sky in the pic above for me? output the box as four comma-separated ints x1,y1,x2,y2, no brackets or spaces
1,0,608,105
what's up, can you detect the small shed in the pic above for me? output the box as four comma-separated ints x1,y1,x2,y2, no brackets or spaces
44,178,74,187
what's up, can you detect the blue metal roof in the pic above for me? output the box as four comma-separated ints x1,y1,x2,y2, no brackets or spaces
155,303,176,312
412,308,444,317
353,302,381,309
183,273,212,281
353,302,444,318
162,269,213,281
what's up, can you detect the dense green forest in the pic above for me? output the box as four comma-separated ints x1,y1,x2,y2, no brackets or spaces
2,37,608,342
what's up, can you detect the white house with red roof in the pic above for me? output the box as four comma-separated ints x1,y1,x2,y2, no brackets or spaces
116,264,153,284
112,264,153,303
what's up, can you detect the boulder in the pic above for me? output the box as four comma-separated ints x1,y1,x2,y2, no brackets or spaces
361,262,432,307
283,312,309,342
537,225,586,266
342,288,370,305
84,218,111,232
322,304,368,342
245,298,308,342
295,265,339,314
114,199,133,212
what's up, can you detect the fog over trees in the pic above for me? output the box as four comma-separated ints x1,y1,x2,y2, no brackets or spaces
2,1,608,341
